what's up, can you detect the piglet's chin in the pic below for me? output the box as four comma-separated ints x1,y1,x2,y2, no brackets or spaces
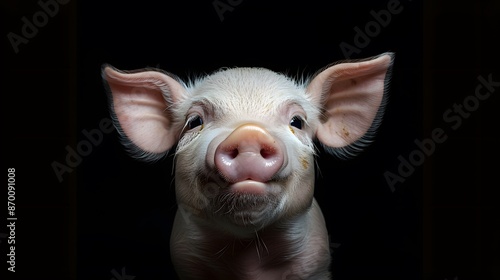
229,180,267,195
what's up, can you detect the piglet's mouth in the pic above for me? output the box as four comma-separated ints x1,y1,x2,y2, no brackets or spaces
204,177,282,226
201,173,286,205
214,183,280,215
229,180,267,195
209,173,286,196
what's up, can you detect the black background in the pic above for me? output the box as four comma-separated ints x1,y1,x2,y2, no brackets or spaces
1,0,499,279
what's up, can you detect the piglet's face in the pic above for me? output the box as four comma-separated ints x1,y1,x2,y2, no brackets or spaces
102,53,394,235
173,68,320,234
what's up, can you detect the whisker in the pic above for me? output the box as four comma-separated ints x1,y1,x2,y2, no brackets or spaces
214,243,230,260
255,238,261,261
254,231,262,262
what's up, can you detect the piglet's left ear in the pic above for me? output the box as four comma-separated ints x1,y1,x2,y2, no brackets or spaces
307,52,394,156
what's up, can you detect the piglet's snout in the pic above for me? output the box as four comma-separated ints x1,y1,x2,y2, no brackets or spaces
215,125,284,184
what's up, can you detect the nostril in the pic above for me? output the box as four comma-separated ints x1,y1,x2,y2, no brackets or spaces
260,146,276,159
225,145,277,160
228,147,239,159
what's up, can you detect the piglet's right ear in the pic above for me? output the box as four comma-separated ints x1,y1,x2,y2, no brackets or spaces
102,65,187,160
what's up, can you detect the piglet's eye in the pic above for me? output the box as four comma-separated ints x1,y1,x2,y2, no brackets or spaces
188,115,203,130
290,116,304,130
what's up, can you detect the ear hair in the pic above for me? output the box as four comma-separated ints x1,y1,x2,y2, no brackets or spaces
102,65,188,162
307,52,395,159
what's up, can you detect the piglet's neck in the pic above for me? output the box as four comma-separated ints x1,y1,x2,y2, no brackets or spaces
171,199,330,279
194,208,312,264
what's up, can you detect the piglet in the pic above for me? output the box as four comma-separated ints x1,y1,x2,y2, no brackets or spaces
102,53,394,280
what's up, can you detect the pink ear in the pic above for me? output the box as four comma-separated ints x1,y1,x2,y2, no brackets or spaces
307,53,394,155
102,65,187,159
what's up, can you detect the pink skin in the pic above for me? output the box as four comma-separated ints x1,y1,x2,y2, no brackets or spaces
102,53,394,280
214,124,285,195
